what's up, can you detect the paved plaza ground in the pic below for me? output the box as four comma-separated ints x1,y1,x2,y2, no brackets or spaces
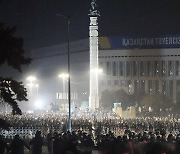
24,146,48,154
24,146,100,154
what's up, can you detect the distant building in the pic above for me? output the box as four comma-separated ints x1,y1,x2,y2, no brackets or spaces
98,36,180,104
31,35,180,106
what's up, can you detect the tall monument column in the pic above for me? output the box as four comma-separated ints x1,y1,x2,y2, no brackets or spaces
89,0,100,110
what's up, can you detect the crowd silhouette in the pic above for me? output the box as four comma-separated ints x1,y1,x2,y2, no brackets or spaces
0,111,179,154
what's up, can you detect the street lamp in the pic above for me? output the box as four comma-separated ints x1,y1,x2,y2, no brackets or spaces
27,76,36,92
56,13,72,132
59,73,69,79
26,76,37,111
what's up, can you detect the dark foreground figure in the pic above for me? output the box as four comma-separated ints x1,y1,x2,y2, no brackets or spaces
0,135,9,154
9,134,30,154
30,130,43,154
0,130,180,154
46,130,180,154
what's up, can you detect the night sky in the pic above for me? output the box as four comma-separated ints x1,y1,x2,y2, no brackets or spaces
1,0,180,107
1,0,180,51
1,0,180,80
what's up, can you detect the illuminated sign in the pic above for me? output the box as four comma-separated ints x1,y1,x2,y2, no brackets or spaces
100,35,180,49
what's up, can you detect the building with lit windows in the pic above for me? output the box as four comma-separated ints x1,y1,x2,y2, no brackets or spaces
31,35,180,106
99,47,180,104
98,35,180,104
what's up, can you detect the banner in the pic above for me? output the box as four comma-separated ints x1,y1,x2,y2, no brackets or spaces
100,35,180,49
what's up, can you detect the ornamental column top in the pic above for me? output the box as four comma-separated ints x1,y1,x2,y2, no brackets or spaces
88,0,100,17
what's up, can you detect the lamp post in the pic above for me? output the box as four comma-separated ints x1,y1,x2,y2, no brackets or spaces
26,76,37,111
56,13,72,132
27,76,36,92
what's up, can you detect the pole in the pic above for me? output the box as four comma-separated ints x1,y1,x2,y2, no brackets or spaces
55,13,72,132
67,17,71,132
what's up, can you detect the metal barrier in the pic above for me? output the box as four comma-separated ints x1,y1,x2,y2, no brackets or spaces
0,126,62,139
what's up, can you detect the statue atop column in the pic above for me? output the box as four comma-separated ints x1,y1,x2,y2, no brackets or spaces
89,0,100,16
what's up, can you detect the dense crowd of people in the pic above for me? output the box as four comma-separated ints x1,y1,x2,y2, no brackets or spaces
0,110,179,153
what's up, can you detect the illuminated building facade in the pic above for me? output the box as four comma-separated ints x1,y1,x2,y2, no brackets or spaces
31,35,180,106
98,36,180,104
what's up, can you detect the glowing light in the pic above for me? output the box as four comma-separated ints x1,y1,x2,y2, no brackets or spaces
58,73,69,79
27,76,36,82
98,68,103,74
90,68,103,74
27,110,33,113
35,84,39,88
35,99,43,109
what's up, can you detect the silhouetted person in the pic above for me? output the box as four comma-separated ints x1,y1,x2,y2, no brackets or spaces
29,130,43,154
52,133,63,154
0,135,9,154
175,134,180,154
47,130,53,153
9,134,30,154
